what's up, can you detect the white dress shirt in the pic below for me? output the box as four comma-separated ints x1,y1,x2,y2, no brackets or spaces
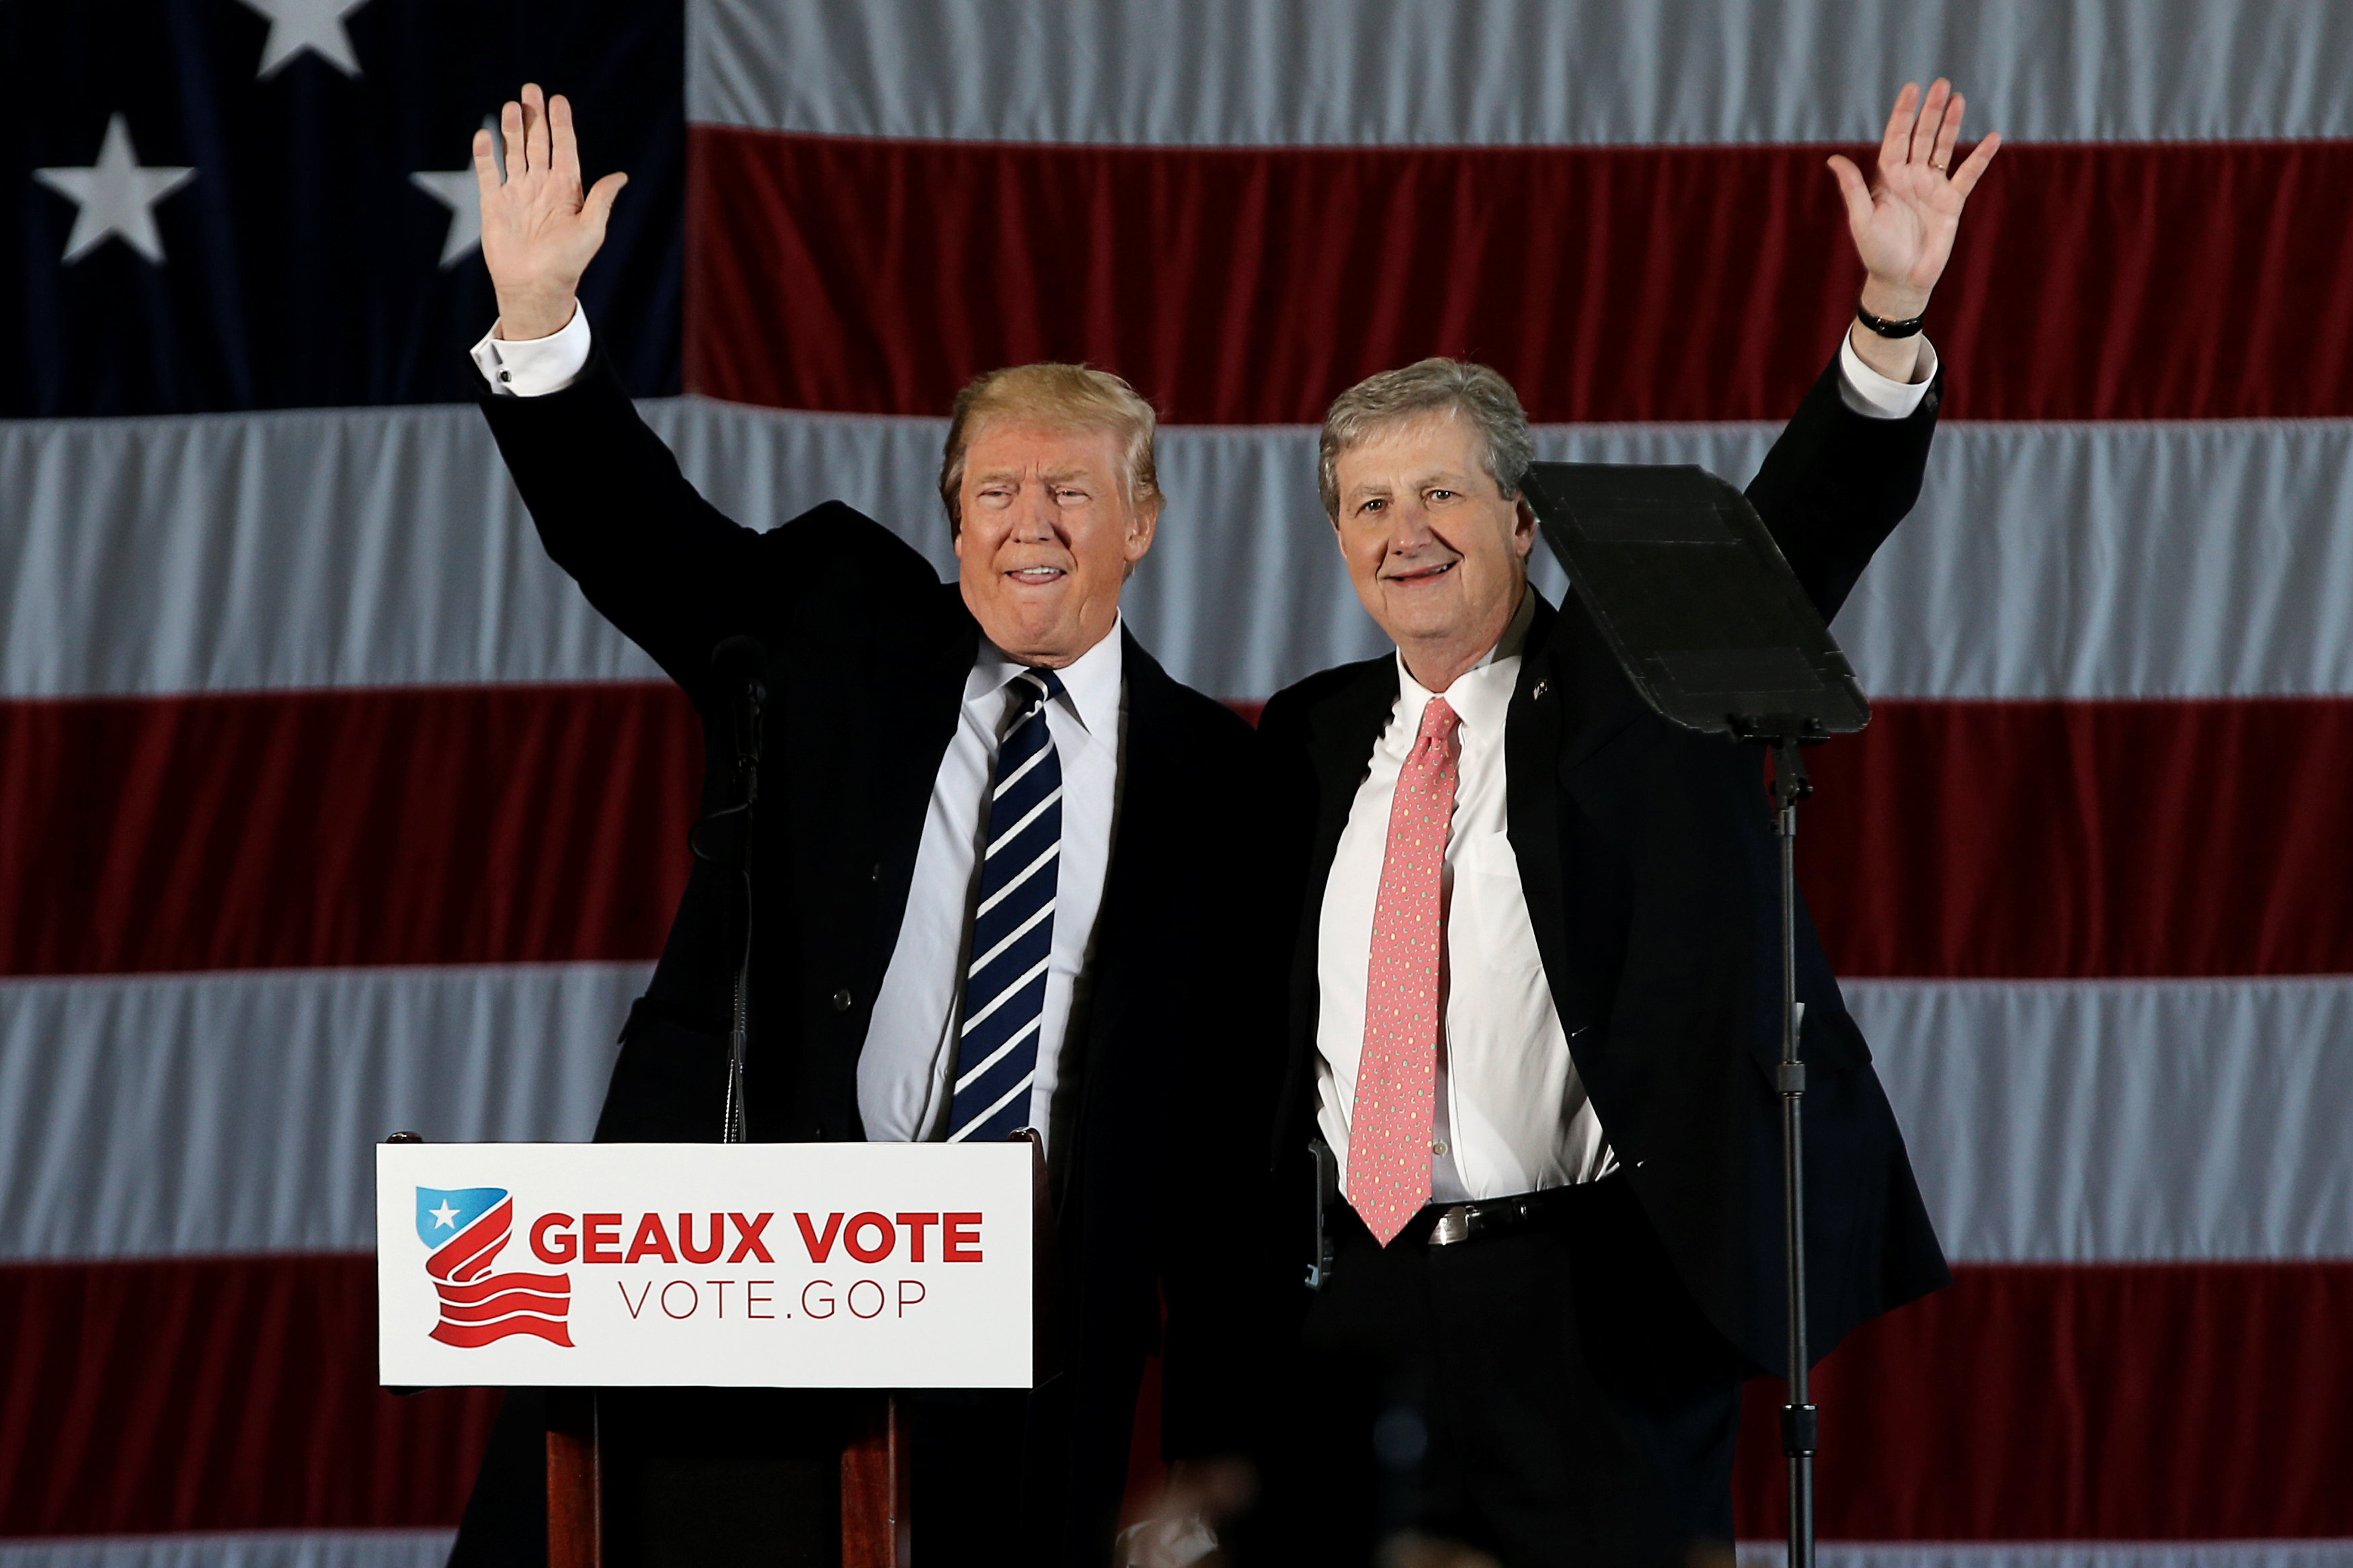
1316,591,1614,1204
469,311,1126,1157
856,629,1125,1157
471,304,596,394
1315,341,1936,1204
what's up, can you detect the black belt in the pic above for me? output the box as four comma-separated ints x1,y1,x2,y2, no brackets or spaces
1418,1181,1600,1247
1307,1138,1619,1289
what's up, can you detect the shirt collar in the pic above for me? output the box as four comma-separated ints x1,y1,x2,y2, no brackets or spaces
1392,587,1533,737
969,615,1124,741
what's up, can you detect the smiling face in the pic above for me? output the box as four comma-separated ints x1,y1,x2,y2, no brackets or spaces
952,419,1157,667
1330,411,1535,691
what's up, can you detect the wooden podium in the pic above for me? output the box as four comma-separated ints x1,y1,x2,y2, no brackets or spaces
537,1386,910,1567
378,1139,1039,1567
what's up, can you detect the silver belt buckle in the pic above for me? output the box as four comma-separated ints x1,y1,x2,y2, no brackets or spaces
1429,1205,1473,1247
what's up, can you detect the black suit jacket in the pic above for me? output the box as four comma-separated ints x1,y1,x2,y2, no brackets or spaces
472,346,1285,1561
1257,355,1952,1375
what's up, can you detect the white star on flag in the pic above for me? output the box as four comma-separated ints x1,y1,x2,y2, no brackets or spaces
238,0,373,79
429,1200,461,1230
34,116,197,267
410,170,485,267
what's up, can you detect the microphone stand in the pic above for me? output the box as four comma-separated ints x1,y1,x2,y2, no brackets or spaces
694,641,766,1146
719,773,755,1145
1745,725,1819,1568
720,673,762,1145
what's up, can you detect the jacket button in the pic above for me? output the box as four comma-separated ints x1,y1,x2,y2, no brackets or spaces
831,988,853,1012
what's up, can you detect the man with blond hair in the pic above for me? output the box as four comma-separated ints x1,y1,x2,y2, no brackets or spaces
444,86,1279,1567
1253,81,1999,1567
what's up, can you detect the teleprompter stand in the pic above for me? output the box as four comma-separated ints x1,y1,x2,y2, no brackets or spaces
1519,462,1872,1568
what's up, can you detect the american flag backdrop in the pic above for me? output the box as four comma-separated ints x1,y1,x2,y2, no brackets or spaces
3,3,2352,1565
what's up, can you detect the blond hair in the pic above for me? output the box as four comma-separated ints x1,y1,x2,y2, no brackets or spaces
938,363,1162,532
1318,358,1533,519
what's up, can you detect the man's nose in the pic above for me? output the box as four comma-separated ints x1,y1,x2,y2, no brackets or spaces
1009,485,1059,540
1385,502,1436,554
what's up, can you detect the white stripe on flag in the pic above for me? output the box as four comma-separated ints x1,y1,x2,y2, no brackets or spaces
1851,976,2353,1264
9,966,2349,1265
690,0,2353,146
0,1528,458,1568
0,963,642,1262
12,407,2353,702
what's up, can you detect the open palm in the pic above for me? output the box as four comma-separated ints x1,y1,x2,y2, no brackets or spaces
473,84,628,341
1829,80,2001,315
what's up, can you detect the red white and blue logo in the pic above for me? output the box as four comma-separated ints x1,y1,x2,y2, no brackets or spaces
416,1186,573,1348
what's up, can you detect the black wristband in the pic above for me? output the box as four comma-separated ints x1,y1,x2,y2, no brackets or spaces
1855,302,1926,339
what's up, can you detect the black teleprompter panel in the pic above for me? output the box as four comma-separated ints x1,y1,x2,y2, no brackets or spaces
1519,462,1870,740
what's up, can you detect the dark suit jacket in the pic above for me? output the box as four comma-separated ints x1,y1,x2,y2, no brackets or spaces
464,345,1285,1563
1257,355,1952,1375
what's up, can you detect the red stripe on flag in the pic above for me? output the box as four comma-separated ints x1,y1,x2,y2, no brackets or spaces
684,128,2353,424
6,690,2350,979
0,684,698,976
0,1253,495,1536
1733,1261,2353,1540
1803,698,2353,979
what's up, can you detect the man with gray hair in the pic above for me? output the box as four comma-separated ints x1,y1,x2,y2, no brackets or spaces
1250,81,1998,1565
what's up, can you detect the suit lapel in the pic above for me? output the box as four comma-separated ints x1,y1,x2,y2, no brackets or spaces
1063,626,1174,1207
1277,657,1400,1122
1504,595,1585,1036
1507,590,1646,1042
862,583,982,1011
1301,660,1400,909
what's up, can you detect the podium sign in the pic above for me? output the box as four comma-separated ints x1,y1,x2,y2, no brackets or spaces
376,1142,1033,1389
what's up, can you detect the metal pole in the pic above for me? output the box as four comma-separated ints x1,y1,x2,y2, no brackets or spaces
1774,741,1817,1568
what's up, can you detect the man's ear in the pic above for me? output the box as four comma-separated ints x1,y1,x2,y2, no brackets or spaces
1125,499,1160,563
1513,496,1539,559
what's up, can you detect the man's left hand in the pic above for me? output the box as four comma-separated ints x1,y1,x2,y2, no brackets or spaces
1117,1456,1257,1568
1828,79,2001,381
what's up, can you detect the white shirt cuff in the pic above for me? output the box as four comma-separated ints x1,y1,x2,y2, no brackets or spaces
1837,329,1938,419
469,305,592,397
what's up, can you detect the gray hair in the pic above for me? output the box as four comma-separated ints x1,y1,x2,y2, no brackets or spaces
1317,358,1532,519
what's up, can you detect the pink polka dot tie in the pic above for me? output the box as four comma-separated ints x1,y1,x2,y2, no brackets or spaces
1347,696,1461,1246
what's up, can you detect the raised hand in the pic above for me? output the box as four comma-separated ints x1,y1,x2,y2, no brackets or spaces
1827,79,2000,344
473,84,628,341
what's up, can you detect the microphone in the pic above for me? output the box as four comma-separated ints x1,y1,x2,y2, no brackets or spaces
711,635,767,771
705,635,768,1144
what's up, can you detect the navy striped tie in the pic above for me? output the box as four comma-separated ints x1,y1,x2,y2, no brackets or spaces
947,668,1064,1144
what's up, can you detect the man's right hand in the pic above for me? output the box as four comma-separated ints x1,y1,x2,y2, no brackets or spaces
474,83,628,342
